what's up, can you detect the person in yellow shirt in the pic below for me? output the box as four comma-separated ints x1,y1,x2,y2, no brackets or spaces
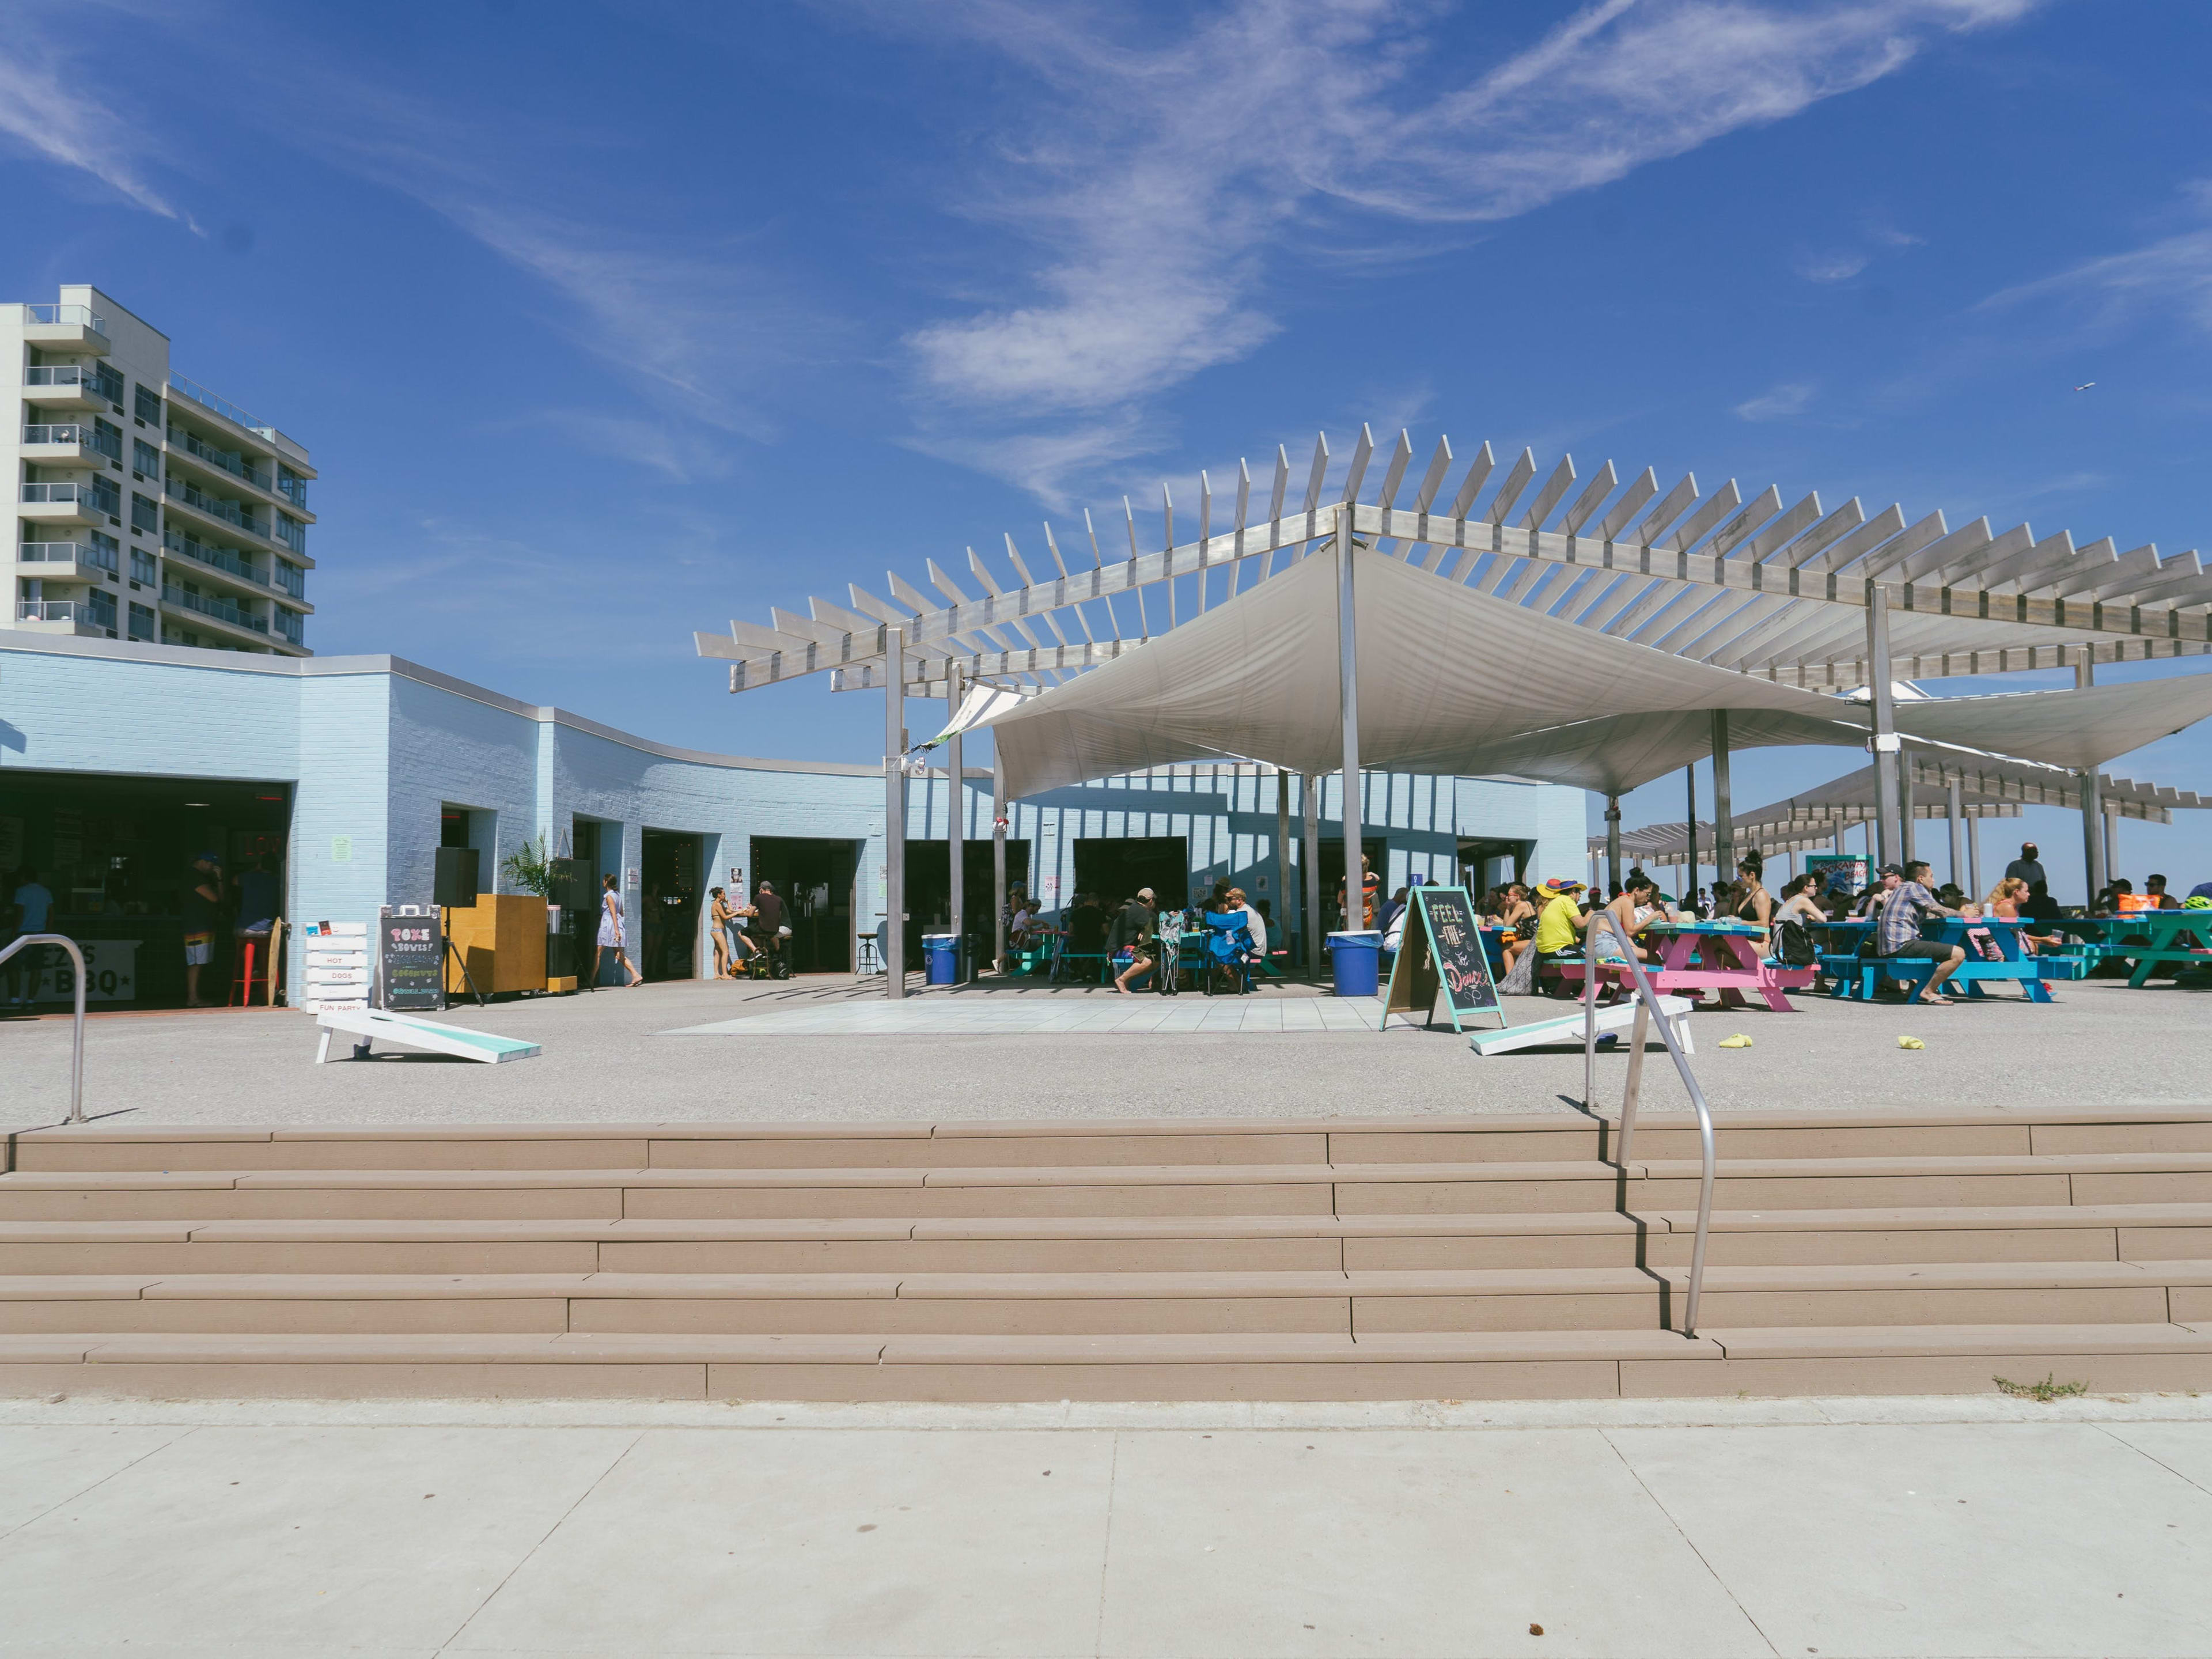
1532,877,1593,994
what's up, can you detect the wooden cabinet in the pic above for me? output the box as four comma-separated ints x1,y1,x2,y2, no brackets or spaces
444,893,548,996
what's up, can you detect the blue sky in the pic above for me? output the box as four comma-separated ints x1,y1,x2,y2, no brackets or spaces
5,0,2210,898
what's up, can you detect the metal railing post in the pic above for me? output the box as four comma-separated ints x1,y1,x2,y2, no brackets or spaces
0,934,88,1124
1578,910,1715,1336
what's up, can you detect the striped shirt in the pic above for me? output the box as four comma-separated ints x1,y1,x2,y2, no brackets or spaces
1877,881,1938,954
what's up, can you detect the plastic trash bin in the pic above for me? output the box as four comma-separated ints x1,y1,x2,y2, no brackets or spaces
922,933,960,986
1326,929,1383,997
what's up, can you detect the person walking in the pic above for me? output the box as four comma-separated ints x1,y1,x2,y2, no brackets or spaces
595,872,642,988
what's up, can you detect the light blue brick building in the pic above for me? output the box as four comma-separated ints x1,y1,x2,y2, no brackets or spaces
0,632,1585,1004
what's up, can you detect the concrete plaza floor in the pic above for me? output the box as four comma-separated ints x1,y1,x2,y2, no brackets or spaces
2,972,2206,1128
0,1392,2208,1657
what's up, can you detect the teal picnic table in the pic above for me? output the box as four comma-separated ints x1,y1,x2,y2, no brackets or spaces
1823,915,2053,1003
2093,911,2212,987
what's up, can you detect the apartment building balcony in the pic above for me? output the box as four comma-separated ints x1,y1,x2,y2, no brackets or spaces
16,597,116,637
20,481,120,527
161,474,275,545
21,422,122,467
17,539,121,584
21,365,106,411
164,422,276,494
161,582,269,641
161,529,310,609
17,302,110,355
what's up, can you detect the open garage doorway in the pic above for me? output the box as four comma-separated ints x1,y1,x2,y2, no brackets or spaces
0,770,291,1010
639,829,702,982
903,839,1030,968
749,836,859,974
1073,836,1188,913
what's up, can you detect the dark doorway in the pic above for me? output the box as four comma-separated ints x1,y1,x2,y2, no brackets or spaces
1458,837,1535,895
903,838,1031,968
639,829,702,982
751,836,860,974
0,770,291,1010
1073,836,1189,915
1318,836,1392,930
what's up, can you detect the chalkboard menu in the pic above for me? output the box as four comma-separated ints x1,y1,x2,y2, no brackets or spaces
1381,885,1506,1034
377,908,445,1012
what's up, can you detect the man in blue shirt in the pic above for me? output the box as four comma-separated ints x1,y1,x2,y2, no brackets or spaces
1875,859,1967,1006
7,868,54,1008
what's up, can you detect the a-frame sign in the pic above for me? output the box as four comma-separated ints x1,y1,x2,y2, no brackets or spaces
1381,884,1508,1033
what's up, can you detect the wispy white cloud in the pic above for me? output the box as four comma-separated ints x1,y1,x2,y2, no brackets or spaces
1795,248,1874,283
1735,381,1816,421
1979,181,2212,339
882,0,2042,499
0,20,191,224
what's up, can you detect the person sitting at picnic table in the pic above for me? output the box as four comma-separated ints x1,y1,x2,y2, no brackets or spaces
1776,873,1827,931
2145,874,2180,911
1531,877,1596,995
1229,887,1267,961
1872,858,1967,1006
1108,888,1158,994
2099,878,2139,915
1729,854,1774,938
1983,876,2059,954
1856,865,1902,918
1590,872,1661,973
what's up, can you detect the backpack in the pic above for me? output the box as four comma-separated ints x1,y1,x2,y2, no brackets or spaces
1771,915,1817,968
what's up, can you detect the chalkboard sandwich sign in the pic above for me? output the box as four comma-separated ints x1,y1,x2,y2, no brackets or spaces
378,907,446,1012
1381,884,1507,1034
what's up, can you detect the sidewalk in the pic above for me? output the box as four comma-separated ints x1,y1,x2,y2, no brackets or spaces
2,1393,2208,1657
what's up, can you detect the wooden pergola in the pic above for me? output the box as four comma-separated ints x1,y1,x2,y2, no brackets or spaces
697,426,2211,992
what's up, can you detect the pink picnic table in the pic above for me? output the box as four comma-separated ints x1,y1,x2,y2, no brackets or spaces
1546,919,1817,1013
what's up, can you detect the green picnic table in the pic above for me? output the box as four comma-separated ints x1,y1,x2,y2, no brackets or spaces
2093,911,2212,987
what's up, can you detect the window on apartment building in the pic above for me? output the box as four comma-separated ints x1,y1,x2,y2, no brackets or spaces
272,559,304,599
277,464,308,509
130,547,156,586
134,384,162,425
274,605,303,645
86,589,116,631
130,491,160,535
275,513,307,555
91,362,124,404
132,438,161,478
91,477,121,517
127,601,155,641
91,417,123,461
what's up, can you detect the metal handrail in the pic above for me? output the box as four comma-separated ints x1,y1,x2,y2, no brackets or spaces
0,935,87,1124
1578,908,1717,1336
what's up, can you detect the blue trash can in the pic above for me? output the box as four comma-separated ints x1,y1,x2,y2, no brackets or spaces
922,933,960,985
1326,929,1383,997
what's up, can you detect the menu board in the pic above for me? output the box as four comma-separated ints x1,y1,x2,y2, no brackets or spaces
1381,884,1506,1034
377,908,445,1012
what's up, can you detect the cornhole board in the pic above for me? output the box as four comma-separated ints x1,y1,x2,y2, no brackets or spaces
314,1007,542,1065
1469,994,1697,1057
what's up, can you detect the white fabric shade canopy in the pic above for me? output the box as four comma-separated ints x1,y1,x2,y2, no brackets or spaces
1883,674,2212,771
967,546,1870,797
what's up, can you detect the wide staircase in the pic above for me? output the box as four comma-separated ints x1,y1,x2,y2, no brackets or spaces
5,1111,2212,1401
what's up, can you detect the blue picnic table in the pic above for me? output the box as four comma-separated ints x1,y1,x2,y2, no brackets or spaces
1819,915,2052,1003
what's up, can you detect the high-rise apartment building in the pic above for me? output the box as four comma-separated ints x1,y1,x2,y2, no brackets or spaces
6,284,316,656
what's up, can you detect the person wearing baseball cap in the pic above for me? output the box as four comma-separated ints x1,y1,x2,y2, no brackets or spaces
1531,877,1591,994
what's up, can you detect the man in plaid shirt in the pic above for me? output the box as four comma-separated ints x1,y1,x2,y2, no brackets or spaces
1875,859,1968,1005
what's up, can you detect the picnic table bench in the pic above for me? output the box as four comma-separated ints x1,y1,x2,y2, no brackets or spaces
1819,916,2053,1003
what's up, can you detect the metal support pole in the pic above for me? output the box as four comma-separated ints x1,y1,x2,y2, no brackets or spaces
1866,589,1901,870
1967,809,1981,902
1947,777,1965,895
2076,649,2104,904
883,626,907,1000
1902,760,1917,863
1709,711,1733,891
946,661,965,981
1275,770,1291,951
1684,766,1699,907
1302,773,1321,974
992,751,1007,975
1335,510,1365,931
1604,794,1622,895
2106,806,2120,892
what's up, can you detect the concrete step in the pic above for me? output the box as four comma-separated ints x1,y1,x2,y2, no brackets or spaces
5,1322,2210,1401
9,1151,2212,1223
16,1109,2212,1173
2,1260,2205,1338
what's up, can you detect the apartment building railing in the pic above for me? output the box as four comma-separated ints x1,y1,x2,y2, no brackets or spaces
22,482,120,514
20,540,119,575
23,423,122,459
20,303,107,334
164,530,265,588
25,365,89,388
168,423,274,491
163,583,268,634
167,373,279,441
163,476,268,539
18,596,116,627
